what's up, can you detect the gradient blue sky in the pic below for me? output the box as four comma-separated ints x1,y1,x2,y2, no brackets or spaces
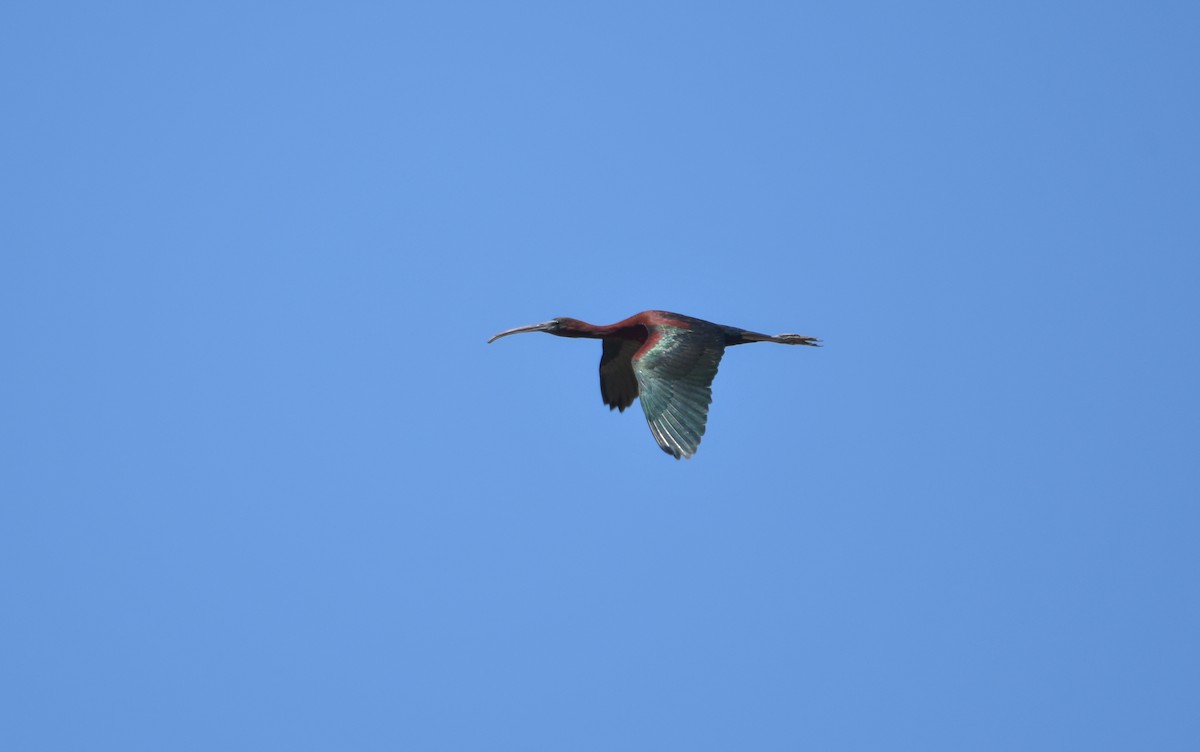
3,2,1198,750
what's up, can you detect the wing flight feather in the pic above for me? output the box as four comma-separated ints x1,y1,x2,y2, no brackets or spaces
632,327,725,459
599,338,641,412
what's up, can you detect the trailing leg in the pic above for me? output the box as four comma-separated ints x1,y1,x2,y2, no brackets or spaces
727,329,821,347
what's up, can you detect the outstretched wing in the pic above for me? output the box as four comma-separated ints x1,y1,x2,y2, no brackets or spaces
599,337,640,412
633,327,726,459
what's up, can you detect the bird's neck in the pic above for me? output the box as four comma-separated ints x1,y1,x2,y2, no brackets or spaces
555,319,638,340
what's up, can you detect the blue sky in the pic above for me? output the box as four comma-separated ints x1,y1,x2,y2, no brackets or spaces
3,2,1198,749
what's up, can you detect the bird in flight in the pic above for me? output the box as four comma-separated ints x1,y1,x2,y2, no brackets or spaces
488,310,819,459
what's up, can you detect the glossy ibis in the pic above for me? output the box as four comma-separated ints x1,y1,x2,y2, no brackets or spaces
488,311,820,459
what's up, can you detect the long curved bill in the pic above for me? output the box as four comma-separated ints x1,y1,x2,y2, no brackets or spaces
487,321,555,344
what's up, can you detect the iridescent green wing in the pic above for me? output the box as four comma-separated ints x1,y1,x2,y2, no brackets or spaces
632,326,726,459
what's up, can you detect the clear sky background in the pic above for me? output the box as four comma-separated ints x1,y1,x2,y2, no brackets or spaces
3,2,1198,750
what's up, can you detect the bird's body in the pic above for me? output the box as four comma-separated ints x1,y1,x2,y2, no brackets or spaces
488,311,819,459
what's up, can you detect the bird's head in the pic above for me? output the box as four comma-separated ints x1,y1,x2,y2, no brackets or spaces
488,317,573,343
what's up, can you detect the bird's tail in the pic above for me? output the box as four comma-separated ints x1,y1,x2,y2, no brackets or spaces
738,331,822,346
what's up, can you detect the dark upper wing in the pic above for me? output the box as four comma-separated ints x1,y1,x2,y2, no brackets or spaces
599,338,640,412
632,327,726,459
